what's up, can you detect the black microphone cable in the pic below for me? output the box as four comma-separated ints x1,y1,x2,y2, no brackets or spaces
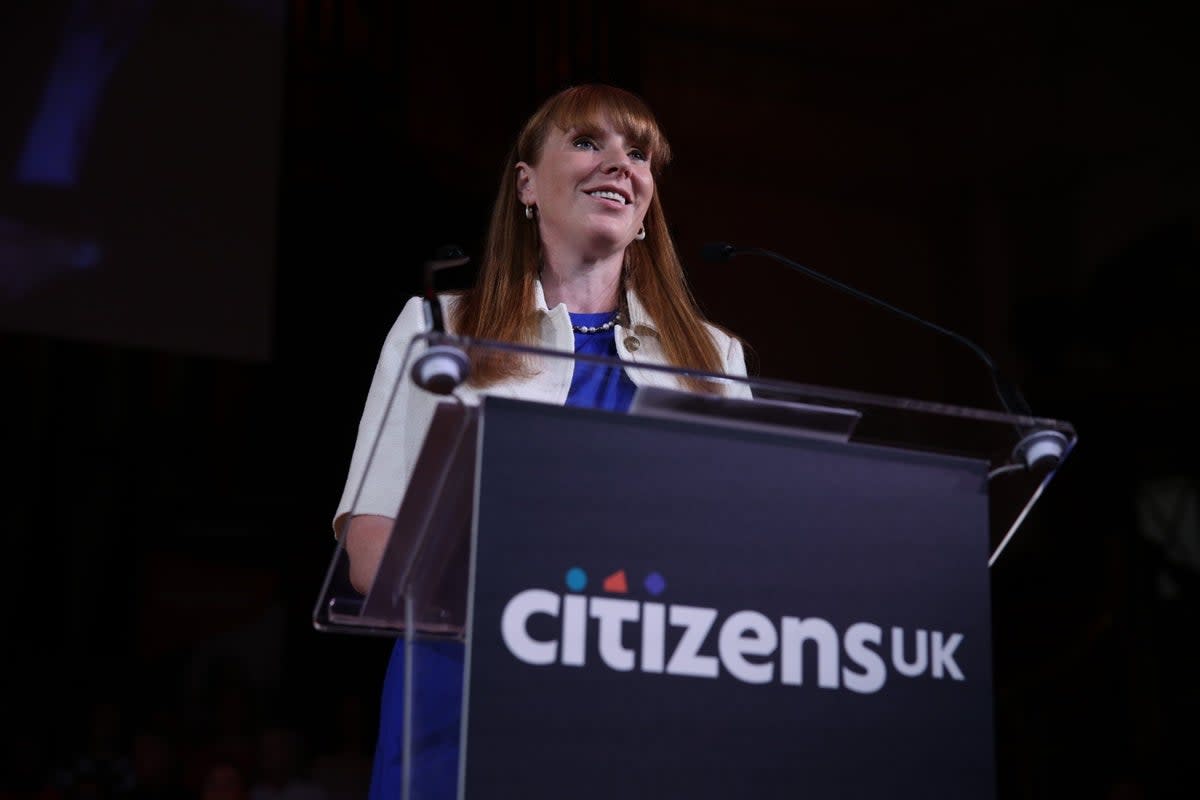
411,245,472,395
702,242,1068,471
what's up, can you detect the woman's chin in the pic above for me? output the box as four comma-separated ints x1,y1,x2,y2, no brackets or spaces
579,226,635,255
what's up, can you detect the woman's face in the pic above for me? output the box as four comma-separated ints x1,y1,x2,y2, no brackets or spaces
518,115,654,260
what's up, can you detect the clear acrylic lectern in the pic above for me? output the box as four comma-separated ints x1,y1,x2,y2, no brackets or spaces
314,331,1076,799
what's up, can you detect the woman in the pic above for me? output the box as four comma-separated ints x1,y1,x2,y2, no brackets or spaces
332,83,750,799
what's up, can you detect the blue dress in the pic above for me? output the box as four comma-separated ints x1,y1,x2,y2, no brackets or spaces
369,312,634,799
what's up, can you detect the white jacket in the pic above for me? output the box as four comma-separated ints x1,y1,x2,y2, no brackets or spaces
332,281,750,534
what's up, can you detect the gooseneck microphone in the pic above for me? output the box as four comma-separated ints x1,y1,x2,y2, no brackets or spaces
702,242,1068,471
410,245,472,395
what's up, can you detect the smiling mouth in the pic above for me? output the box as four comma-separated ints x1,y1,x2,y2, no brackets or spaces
588,190,629,205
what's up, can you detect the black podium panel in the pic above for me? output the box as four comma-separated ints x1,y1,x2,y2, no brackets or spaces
462,397,994,799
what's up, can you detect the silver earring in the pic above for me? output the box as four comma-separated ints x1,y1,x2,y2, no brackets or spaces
525,205,535,220
635,226,646,241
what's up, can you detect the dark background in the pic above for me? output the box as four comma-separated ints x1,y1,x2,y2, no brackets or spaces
3,1,1199,798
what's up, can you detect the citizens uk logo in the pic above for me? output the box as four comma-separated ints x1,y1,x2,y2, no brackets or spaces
500,567,966,694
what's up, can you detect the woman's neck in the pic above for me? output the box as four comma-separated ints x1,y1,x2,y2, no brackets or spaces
539,255,622,313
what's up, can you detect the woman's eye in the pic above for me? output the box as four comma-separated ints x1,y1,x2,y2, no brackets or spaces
572,137,597,150
629,149,648,162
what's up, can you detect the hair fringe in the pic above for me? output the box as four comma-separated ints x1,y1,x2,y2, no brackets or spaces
451,84,735,392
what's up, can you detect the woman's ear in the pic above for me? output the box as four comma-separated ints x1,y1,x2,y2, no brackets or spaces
515,162,535,207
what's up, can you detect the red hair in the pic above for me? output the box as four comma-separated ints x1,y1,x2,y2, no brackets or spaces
452,84,730,390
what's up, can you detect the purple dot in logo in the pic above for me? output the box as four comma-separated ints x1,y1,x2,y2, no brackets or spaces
644,571,666,596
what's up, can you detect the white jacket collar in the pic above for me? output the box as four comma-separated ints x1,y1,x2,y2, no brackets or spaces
532,278,656,335
622,285,657,337
533,278,552,312
529,277,679,387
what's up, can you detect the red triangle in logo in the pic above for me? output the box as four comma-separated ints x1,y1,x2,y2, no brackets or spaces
602,569,628,594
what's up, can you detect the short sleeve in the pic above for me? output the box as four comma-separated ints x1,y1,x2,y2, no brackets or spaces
331,296,443,537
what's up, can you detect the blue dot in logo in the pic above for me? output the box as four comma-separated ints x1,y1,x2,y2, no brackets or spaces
644,571,667,596
565,567,588,592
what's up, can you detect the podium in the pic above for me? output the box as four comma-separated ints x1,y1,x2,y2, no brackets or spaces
314,332,1076,799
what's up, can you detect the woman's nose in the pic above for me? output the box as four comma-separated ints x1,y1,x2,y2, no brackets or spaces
602,150,633,174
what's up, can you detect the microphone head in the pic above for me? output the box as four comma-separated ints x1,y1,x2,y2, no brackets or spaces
411,344,470,395
701,242,737,263
1012,428,1069,473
